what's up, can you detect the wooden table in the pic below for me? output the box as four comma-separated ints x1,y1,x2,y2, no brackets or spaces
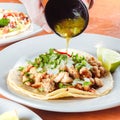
0,0,120,120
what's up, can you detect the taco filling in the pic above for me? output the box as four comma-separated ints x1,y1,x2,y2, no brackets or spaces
7,48,113,100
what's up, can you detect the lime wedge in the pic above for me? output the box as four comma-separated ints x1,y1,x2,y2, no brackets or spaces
97,47,120,72
0,111,19,120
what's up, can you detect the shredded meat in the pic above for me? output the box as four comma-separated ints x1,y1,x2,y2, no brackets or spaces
79,67,92,78
67,65,80,79
91,66,101,78
54,72,65,83
61,72,73,83
54,72,73,83
41,78,55,93
94,77,103,87
87,57,107,77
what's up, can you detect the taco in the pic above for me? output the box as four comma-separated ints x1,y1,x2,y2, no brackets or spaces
0,8,31,38
7,48,113,100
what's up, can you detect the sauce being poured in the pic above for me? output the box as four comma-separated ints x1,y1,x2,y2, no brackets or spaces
54,17,85,51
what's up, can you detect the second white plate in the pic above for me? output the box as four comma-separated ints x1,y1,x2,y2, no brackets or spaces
0,3,42,46
0,98,42,120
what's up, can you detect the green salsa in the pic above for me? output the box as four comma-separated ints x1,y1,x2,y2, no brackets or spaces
54,17,85,39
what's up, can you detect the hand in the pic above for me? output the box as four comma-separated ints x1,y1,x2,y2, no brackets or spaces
19,0,51,32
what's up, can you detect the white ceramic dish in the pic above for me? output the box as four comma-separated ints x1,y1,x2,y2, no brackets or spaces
0,3,42,46
0,98,42,120
0,33,120,112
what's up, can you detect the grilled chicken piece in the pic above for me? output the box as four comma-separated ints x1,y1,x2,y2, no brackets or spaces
67,65,80,79
29,67,37,74
79,67,92,78
42,78,55,93
94,78,103,87
59,65,67,71
91,66,101,78
61,72,73,83
54,72,73,83
54,72,65,83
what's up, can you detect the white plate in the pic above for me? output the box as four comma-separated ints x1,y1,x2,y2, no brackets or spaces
0,98,42,120
0,33,120,112
0,3,42,46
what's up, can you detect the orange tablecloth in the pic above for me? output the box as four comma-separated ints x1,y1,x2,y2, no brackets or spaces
0,0,120,120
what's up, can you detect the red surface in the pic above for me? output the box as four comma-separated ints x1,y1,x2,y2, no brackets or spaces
0,0,120,120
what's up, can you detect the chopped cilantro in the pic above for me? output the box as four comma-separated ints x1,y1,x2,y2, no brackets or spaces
18,66,24,71
27,48,68,71
24,72,30,77
59,83,66,88
58,83,71,88
0,18,10,27
23,79,34,84
71,53,86,63
38,87,44,92
75,60,87,70
82,81,92,87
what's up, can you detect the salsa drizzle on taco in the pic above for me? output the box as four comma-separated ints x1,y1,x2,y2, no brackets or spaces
7,48,113,100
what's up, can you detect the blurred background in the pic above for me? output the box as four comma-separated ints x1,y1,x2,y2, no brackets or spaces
1,0,120,38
